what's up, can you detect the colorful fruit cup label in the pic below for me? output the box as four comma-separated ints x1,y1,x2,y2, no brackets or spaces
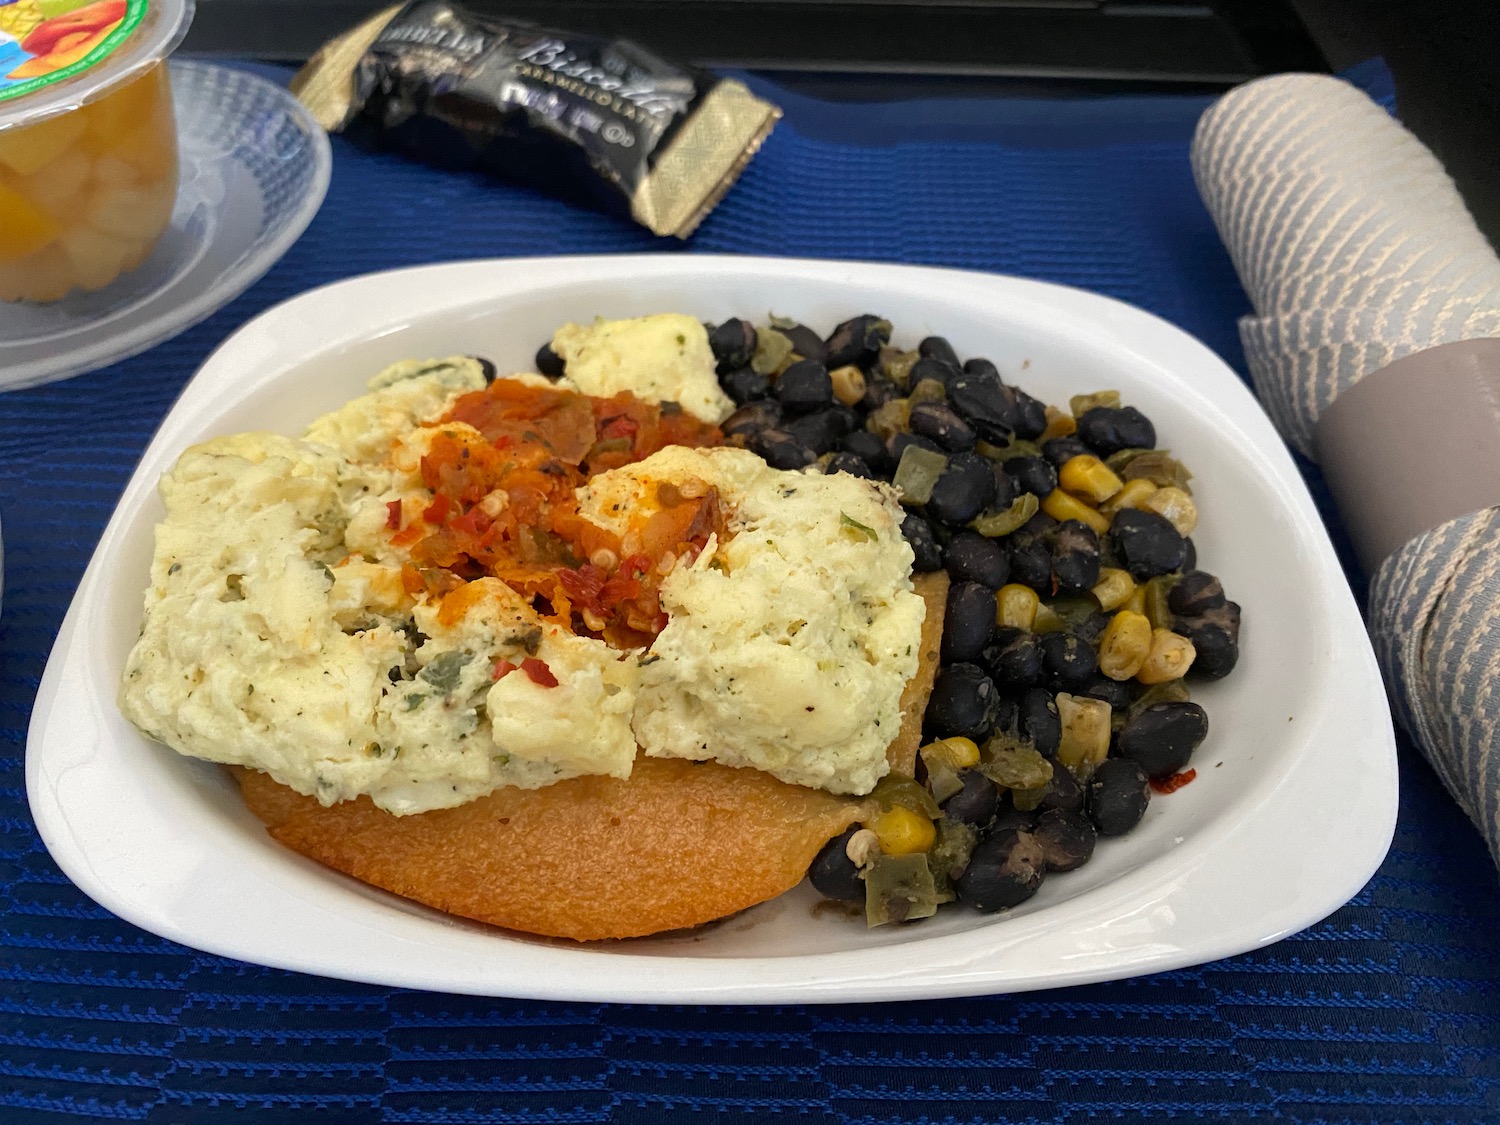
0,0,146,105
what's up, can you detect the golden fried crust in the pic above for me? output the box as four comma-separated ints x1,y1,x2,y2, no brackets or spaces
231,570,948,941
235,758,863,940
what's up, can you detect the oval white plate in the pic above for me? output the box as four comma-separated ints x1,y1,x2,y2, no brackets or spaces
0,61,331,392
26,255,1397,1003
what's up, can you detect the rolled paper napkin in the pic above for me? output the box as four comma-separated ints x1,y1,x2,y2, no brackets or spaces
1194,74,1500,456
1191,74,1500,866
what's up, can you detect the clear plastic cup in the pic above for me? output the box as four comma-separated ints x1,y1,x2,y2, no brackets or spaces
0,0,192,302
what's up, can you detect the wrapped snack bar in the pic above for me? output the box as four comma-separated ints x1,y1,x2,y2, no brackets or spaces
292,0,780,238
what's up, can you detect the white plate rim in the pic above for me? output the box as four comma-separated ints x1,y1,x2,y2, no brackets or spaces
26,254,1399,1003
0,60,332,393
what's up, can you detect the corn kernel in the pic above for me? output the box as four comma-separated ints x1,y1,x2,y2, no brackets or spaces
1137,629,1197,683
1098,610,1152,680
1039,405,1077,442
1143,486,1198,536
1102,477,1158,514
1122,583,1147,616
920,736,980,770
1091,567,1136,611
1041,489,1111,535
1055,693,1112,779
1059,454,1124,504
997,583,1039,630
870,806,936,855
830,364,867,406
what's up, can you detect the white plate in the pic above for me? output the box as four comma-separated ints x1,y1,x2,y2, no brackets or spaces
26,255,1398,1003
0,61,331,392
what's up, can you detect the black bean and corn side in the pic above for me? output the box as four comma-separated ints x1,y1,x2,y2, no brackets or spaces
551,314,1243,928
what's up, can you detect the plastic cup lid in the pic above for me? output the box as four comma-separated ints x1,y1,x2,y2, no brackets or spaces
0,0,193,131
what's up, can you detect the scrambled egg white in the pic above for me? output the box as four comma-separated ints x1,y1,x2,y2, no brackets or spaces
549,313,733,424
120,315,924,813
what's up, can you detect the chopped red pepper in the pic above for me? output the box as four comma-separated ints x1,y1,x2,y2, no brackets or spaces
386,500,403,530
423,493,452,524
492,658,517,681
1149,768,1197,795
600,414,640,441
521,657,558,687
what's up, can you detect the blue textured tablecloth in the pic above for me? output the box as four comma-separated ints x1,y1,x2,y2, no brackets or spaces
2,61,1498,1124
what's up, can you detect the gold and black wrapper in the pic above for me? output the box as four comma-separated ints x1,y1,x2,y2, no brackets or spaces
291,1,780,239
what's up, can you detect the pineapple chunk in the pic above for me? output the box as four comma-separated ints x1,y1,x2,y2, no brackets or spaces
0,111,86,177
0,179,59,262
58,223,134,292
85,180,173,243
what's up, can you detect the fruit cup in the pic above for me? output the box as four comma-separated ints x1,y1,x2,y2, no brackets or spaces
0,0,192,302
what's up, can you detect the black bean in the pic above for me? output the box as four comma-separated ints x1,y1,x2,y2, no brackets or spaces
991,464,1019,510
1007,455,1057,498
824,315,891,369
919,336,962,368
860,377,901,411
473,357,498,383
1032,809,1097,872
824,452,876,480
776,359,834,414
955,829,1046,912
990,804,1039,835
1021,510,1059,537
902,513,945,573
927,451,998,526
708,319,757,373
827,401,860,435
1051,519,1101,594
1079,674,1134,711
721,366,772,404
840,429,891,474
1037,761,1085,814
947,370,1017,443
1087,759,1151,836
963,357,1000,378
1169,571,1226,617
1179,601,1240,679
1109,509,1188,578
1007,534,1052,593
1042,436,1090,468
926,663,1003,741
751,428,816,470
942,582,998,663
943,531,1010,589
807,827,864,902
1182,537,1198,572
1118,702,1209,778
993,695,1020,738
889,431,946,465
1012,388,1049,440
983,627,1043,688
785,409,846,455
909,401,976,452
941,769,999,829
1070,610,1112,648
1076,406,1156,457
777,322,827,365
721,399,783,439
1019,687,1061,755
1184,621,1239,679
908,357,961,391
1041,632,1098,690
535,343,566,378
